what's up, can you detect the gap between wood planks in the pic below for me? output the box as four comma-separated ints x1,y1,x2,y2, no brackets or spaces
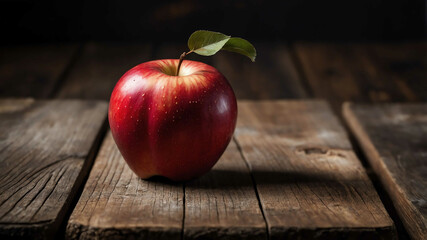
0,100,109,239
233,137,270,240
343,103,426,240
289,41,415,239
47,41,158,238
54,118,109,240
340,110,412,240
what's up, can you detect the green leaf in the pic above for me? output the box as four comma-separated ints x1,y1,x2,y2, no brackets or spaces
222,37,256,62
187,30,257,62
188,30,230,56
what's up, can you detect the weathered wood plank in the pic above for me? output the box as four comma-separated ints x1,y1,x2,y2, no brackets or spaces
56,42,151,100
184,140,267,240
343,103,427,240
0,44,78,98
366,42,427,101
67,133,268,240
235,100,395,239
66,132,184,240
0,99,107,239
213,43,308,99
294,42,426,112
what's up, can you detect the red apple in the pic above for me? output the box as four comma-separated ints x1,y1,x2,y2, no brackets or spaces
108,59,237,181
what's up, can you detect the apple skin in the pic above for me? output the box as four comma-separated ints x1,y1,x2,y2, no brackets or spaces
108,59,237,181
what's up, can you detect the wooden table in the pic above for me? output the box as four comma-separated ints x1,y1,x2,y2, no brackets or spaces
0,42,425,239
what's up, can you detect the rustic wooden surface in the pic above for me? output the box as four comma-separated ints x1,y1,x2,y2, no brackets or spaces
0,99,107,239
66,132,184,240
56,42,152,100
184,140,266,240
366,43,427,102
343,103,427,240
294,42,427,113
0,44,79,98
67,132,267,240
67,100,396,240
235,101,395,239
0,41,426,239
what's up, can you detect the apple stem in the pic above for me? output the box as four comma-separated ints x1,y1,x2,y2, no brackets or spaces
176,50,193,76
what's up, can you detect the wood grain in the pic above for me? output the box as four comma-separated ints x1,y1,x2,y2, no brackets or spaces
343,103,427,240
0,44,78,98
0,99,107,239
366,42,427,101
235,100,395,239
56,42,152,100
294,43,426,112
213,43,308,99
184,140,267,240
66,132,184,240
67,133,268,240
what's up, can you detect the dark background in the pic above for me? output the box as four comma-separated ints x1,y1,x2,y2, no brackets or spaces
1,0,425,44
